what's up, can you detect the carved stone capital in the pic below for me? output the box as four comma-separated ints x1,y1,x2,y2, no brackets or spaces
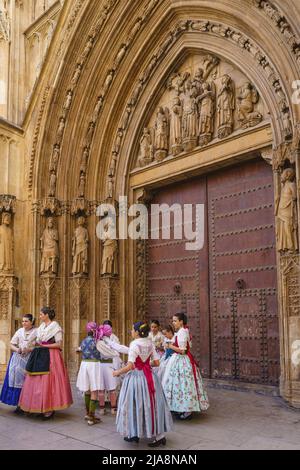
0,195,16,214
70,198,90,217
40,197,61,216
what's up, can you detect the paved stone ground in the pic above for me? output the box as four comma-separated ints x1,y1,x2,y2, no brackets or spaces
0,385,300,450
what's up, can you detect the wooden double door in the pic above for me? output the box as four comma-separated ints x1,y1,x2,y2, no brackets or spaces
145,158,280,385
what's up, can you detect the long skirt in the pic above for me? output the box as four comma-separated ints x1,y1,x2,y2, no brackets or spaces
0,353,28,406
76,361,103,393
162,354,209,413
19,349,73,413
116,369,173,439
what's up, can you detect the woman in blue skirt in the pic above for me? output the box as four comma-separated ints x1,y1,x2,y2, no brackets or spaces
113,321,173,447
0,314,37,410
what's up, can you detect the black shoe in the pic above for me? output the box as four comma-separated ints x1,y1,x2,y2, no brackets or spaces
178,413,192,421
148,437,167,448
42,411,55,420
124,436,139,443
14,406,24,415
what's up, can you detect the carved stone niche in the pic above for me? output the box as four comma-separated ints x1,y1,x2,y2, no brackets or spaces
280,255,300,407
0,275,17,382
68,277,90,379
99,276,120,330
134,52,267,169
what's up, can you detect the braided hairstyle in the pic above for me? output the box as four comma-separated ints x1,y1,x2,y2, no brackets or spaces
134,321,150,338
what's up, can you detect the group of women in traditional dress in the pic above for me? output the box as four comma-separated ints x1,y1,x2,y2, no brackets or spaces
0,309,209,447
0,307,72,419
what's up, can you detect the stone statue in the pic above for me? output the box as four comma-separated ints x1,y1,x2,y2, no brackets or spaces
92,96,103,123
182,79,198,151
71,64,82,87
85,122,95,149
154,107,169,161
40,217,59,276
237,82,262,129
276,168,298,253
101,217,118,276
48,172,57,197
49,145,60,173
63,90,73,116
0,212,13,273
138,128,153,167
282,112,293,140
72,217,89,276
197,81,215,146
78,174,86,198
170,96,183,155
56,118,65,145
217,75,235,139
80,148,89,174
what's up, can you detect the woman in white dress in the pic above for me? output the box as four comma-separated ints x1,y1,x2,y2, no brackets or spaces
149,320,165,358
0,315,37,410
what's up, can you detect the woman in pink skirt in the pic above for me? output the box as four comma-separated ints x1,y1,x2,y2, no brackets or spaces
19,307,73,419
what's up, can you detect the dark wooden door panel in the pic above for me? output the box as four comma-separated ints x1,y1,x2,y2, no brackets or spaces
145,158,280,385
208,159,280,385
146,177,211,376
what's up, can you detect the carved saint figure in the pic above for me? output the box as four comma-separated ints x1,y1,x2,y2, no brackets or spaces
56,118,65,145
138,128,153,166
276,168,298,252
101,217,118,276
72,217,89,275
197,81,215,146
237,82,262,129
217,75,235,139
0,212,13,273
49,172,57,197
78,174,86,198
170,96,183,155
182,79,198,149
40,217,59,275
63,90,73,115
49,145,60,173
154,107,169,161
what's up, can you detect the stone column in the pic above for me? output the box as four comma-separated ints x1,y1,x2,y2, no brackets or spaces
267,143,300,407
0,195,17,381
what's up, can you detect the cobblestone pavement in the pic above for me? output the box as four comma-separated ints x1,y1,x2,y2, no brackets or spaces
1,385,300,450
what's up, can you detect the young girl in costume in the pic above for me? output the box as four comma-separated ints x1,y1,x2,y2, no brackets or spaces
97,321,129,416
113,321,173,447
162,313,209,420
76,322,103,426
149,320,165,358
157,325,175,382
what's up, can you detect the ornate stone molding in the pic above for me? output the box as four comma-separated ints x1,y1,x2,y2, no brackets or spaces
281,255,300,318
252,0,300,63
0,195,16,214
0,5,10,42
104,18,293,197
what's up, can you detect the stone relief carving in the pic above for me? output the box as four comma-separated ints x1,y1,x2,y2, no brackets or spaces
101,217,118,276
275,168,298,253
134,53,266,168
237,82,262,129
40,217,59,276
217,74,235,139
72,216,89,276
154,107,169,161
0,212,13,274
138,127,154,167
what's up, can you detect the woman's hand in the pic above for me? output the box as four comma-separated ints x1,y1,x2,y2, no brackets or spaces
112,370,120,378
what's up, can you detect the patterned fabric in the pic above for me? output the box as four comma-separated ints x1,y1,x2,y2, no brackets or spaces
116,340,173,439
162,331,209,413
80,336,101,361
9,353,29,388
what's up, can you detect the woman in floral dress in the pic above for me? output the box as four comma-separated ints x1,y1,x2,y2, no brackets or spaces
162,313,209,420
